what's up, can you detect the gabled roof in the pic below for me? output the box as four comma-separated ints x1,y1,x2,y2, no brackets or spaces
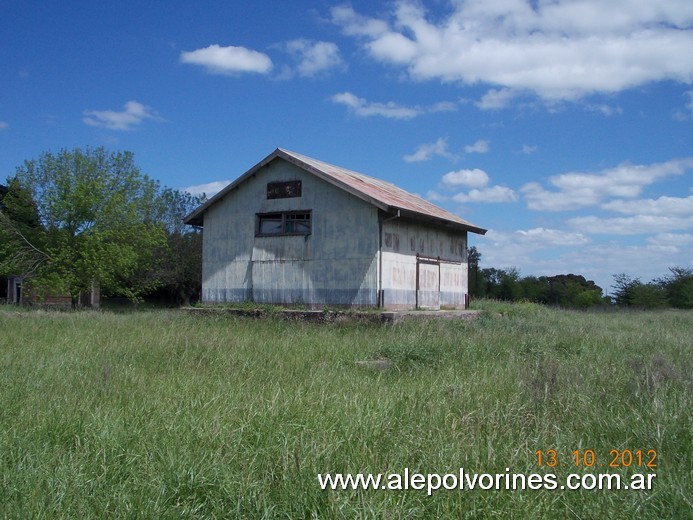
184,148,487,235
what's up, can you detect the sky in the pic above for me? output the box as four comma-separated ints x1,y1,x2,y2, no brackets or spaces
1,0,692,295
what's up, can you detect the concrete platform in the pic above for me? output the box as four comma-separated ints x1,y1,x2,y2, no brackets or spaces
380,309,482,323
184,306,482,324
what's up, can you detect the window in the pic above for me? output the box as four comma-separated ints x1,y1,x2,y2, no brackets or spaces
257,211,311,236
267,180,301,199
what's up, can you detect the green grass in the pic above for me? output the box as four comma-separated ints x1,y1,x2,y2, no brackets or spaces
0,303,690,518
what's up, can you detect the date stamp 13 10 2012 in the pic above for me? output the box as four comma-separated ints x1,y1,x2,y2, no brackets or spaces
535,449,657,469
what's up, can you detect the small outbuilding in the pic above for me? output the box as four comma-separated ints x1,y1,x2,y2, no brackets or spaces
184,148,486,310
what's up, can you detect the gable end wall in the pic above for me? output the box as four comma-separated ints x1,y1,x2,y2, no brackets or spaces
201,159,380,307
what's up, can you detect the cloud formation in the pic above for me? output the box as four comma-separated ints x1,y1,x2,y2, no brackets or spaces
182,180,230,197
453,185,518,203
464,139,490,154
404,138,455,162
488,228,590,250
180,44,272,75
331,92,455,119
602,195,693,216
439,166,516,203
521,158,693,211
332,1,693,103
442,168,489,189
83,100,161,131
568,215,693,235
282,39,343,77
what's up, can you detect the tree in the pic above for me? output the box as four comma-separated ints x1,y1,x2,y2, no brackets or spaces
145,188,204,305
630,283,667,309
612,273,667,309
11,147,166,304
0,178,48,278
543,274,604,308
611,273,641,306
477,266,522,301
467,246,483,297
498,267,522,301
655,267,693,309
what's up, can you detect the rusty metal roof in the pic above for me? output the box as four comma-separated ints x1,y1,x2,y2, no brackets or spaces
185,148,487,234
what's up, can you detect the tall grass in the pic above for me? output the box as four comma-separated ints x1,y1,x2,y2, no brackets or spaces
0,303,690,518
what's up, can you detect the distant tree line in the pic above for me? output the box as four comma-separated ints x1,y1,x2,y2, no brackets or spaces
468,246,692,309
610,268,693,309
0,147,203,306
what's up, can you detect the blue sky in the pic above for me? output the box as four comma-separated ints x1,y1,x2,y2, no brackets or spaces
1,0,692,294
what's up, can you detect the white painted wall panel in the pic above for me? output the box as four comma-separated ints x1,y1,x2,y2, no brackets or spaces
381,218,468,309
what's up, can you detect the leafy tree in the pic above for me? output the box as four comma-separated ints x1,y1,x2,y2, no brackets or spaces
479,267,504,298
544,274,604,307
0,178,48,278
612,273,668,309
630,283,667,309
655,267,693,309
498,267,522,301
611,273,641,306
145,188,204,305
11,147,166,304
519,275,549,303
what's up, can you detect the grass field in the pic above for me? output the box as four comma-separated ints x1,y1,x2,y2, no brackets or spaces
0,302,690,518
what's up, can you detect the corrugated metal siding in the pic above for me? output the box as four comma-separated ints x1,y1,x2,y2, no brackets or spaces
201,159,380,306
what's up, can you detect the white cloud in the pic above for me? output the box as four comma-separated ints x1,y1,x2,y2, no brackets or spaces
332,91,459,119
520,144,538,155
453,185,517,203
425,190,447,202
330,5,390,38
83,100,161,131
646,233,693,257
180,44,272,75
0,121,8,130
442,168,489,188
404,137,455,162
586,104,623,116
439,166,516,203
332,92,458,119
522,158,693,211
647,232,693,247
487,228,590,250
430,101,458,113
182,180,230,197
568,215,693,235
282,39,343,77
464,139,490,154
602,195,693,216
521,181,598,211
332,1,693,103
476,88,518,110
515,228,590,247
674,90,693,120
331,92,420,119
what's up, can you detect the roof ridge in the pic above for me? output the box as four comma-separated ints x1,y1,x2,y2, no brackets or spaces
185,148,487,235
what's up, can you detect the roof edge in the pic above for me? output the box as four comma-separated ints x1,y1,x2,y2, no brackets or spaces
184,148,488,235
183,148,285,226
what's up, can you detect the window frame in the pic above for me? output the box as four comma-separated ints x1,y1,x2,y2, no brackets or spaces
267,180,302,199
256,210,312,237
